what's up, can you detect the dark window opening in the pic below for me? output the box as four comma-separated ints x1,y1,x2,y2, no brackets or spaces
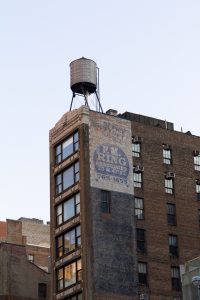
101,190,111,213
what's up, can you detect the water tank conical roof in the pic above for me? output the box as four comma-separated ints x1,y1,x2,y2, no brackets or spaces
70,57,97,95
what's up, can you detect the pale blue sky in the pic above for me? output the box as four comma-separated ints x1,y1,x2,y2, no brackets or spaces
1,1,200,222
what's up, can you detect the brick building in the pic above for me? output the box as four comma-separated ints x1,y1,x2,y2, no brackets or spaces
49,106,200,300
0,218,51,299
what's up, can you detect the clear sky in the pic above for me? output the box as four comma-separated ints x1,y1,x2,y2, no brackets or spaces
1,0,200,222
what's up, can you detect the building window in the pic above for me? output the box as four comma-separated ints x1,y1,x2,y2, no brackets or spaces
27,254,34,263
55,161,80,195
169,235,178,257
167,203,176,225
163,145,172,164
138,262,147,285
196,180,200,200
194,152,200,171
133,169,142,188
55,131,79,164
56,193,80,226
57,259,82,291
38,283,47,298
135,197,144,220
171,266,180,291
101,190,111,213
132,139,141,157
198,210,200,228
136,229,146,253
165,178,174,194
56,225,81,259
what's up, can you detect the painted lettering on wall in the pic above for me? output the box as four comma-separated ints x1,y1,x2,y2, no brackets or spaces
93,144,129,186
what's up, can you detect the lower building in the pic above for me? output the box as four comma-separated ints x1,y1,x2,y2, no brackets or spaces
182,257,200,300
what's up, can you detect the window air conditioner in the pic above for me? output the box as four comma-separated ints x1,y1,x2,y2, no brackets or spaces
134,166,144,172
133,136,142,143
193,150,200,156
139,294,148,300
166,172,175,178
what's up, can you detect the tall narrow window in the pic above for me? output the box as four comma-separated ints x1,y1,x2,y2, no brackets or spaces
101,190,111,213
196,180,200,200
194,151,200,171
135,197,144,220
163,145,172,165
165,178,174,194
138,262,147,285
132,142,141,157
55,131,79,164
136,229,146,253
198,209,200,228
133,169,142,188
56,193,80,226
167,203,176,225
55,161,80,195
169,235,178,257
38,283,47,298
171,266,180,291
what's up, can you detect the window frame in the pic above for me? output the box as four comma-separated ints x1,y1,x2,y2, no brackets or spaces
171,266,181,291
163,145,172,165
194,153,200,171
55,161,80,195
101,190,111,214
169,234,178,257
135,197,144,220
133,169,142,188
132,141,141,157
56,259,82,292
196,180,200,200
56,225,81,259
165,177,174,194
167,203,176,226
138,262,148,285
55,131,79,165
136,228,146,253
38,283,47,299
56,193,80,227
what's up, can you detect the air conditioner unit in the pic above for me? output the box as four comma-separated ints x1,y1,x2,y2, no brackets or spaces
166,172,175,178
193,150,200,156
133,136,142,143
139,294,148,300
134,165,144,172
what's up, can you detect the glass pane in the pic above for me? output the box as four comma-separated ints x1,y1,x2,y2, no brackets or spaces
64,230,75,253
63,166,74,190
62,137,73,160
74,132,79,143
77,259,82,270
57,204,62,216
56,145,61,155
64,198,75,221
64,263,76,287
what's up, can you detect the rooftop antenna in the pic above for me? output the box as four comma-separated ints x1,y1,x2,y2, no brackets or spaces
69,57,103,112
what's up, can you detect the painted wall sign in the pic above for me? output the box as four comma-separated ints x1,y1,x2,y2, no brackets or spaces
93,144,129,186
89,111,134,194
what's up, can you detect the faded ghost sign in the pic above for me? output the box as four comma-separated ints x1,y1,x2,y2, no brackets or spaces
89,111,133,194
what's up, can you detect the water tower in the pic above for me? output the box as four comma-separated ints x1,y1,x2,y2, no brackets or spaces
69,57,103,112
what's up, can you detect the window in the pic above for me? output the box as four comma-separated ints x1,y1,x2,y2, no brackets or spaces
167,203,176,225
196,180,200,200
38,283,47,299
56,225,81,258
27,254,34,263
57,259,82,291
132,140,141,157
101,190,111,213
171,266,180,291
135,197,144,220
133,169,142,188
169,235,178,257
138,262,147,285
163,145,172,164
165,178,174,194
56,193,80,226
194,152,200,171
136,229,146,253
55,161,80,195
198,209,200,228
55,131,79,164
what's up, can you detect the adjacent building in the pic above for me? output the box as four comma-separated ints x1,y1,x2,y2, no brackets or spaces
49,105,200,300
0,217,51,300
